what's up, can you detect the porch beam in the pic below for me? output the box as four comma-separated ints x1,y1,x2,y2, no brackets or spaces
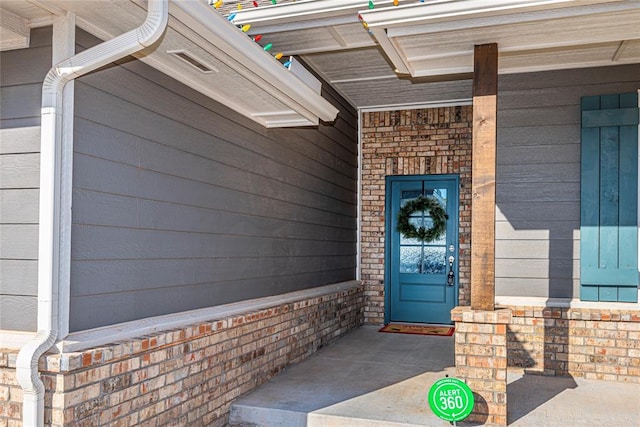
471,43,498,311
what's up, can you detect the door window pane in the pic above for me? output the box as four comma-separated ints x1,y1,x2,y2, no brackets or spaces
398,187,449,274
399,246,421,273
423,247,446,274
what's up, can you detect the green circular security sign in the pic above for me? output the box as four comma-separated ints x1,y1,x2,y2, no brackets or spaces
428,377,474,422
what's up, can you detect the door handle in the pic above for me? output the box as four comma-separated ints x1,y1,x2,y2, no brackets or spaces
447,255,455,286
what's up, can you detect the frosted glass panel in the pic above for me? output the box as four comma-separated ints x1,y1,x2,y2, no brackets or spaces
398,187,449,274
423,247,446,274
400,246,421,273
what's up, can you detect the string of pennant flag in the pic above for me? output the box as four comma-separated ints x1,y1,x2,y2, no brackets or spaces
209,0,429,68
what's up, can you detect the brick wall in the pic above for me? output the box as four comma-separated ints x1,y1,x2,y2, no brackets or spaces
0,283,364,426
360,107,473,324
507,305,640,382
0,351,20,425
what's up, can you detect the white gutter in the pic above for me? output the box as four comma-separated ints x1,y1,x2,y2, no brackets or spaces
358,0,614,28
15,1,168,426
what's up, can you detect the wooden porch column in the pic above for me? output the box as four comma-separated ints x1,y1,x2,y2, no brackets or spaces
471,43,498,311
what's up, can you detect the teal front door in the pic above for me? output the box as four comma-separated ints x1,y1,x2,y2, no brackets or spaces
386,175,459,324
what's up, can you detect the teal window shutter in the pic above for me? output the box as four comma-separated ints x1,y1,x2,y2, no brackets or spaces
580,93,639,302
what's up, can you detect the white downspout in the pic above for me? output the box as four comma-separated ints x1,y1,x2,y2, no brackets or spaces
15,1,168,426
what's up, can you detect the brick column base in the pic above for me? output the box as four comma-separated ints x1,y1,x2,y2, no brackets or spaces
451,307,512,426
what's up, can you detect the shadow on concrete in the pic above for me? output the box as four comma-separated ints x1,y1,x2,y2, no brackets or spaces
507,371,577,425
458,393,489,426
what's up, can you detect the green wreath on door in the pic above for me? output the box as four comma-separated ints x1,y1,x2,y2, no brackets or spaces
396,195,448,243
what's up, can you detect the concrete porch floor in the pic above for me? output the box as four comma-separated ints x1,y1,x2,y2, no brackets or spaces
229,325,640,426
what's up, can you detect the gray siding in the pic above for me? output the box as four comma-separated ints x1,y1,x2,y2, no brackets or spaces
496,64,640,299
69,31,358,331
0,27,51,332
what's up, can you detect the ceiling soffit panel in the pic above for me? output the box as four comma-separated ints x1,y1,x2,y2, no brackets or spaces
238,23,377,55
246,26,351,55
302,46,399,82
359,0,640,77
335,78,473,110
499,41,640,73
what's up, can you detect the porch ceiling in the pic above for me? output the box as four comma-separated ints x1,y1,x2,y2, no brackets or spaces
233,0,640,109
3,0,640,111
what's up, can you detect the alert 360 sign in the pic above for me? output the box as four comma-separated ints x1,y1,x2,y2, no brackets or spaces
427,377,474,422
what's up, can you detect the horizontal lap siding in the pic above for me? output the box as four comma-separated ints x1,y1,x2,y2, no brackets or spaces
496,64,640,299
70,32,357,331
0,27,51,332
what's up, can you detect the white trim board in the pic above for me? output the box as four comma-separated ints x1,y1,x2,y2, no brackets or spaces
495,295,640,310
0,331,38,350
359,99,472,113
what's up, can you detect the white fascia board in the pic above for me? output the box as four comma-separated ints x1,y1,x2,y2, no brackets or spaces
232,0,411,27
359,0,618,28
386,1,640,37
287,56,321,94
235,16,356,36
171,0,338,124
